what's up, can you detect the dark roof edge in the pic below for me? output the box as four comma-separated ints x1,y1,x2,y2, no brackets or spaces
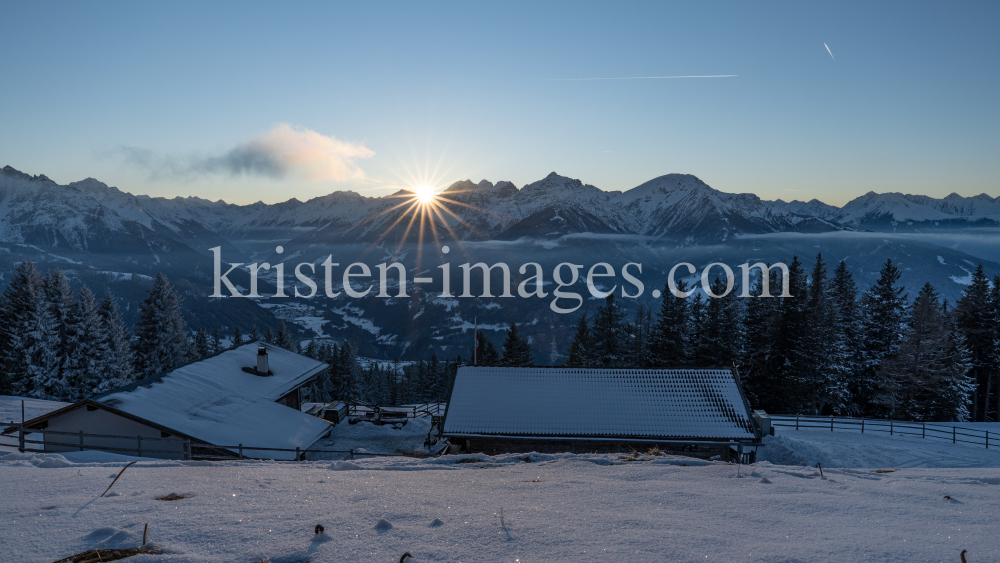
442,432,760,445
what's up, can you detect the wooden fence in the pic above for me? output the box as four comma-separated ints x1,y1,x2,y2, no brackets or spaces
3,422,447,461
770,415,994,449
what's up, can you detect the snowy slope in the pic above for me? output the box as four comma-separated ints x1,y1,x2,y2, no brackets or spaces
2,439,999,563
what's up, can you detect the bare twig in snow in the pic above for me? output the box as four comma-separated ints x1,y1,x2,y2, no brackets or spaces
101,462,137,497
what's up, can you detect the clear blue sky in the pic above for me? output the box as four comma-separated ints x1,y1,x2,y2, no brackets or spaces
2,1,998,205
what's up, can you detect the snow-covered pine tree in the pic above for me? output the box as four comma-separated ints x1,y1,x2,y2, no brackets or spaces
211,330,221,355
882,283,974,421
830,260,864,415
649,280,692,368
427,353,444,400
740,267,782,410
628,304,654,367
265,327,275,344
276,321,294,350
231,327,244,349
802,254,849,415
564,311,594,367
62,286,109,401
249,325,260,342
96,291,135,392
769,256,812,412
691,276,744,370
193,327,210,359
133,274,191,378
591,294,628,368
990,276,1000,420
937,304,976,422
954,265,997,421
0,261,60,399
501,322,533,366
332,342,362,401
305,340,318,359
858,259,908,417
45,269,74,381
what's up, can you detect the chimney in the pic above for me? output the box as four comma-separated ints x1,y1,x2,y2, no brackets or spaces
257,346,269,375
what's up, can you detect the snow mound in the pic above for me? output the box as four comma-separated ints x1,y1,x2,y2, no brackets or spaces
82,527,137,549
373,518,393,532
760,429,1000,468
310,416,434,460
329,461,362,471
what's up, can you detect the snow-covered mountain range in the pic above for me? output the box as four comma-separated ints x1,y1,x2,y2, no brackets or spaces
4,165,997,260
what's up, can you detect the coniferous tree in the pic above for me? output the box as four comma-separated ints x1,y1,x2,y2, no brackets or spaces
0,261,60,399
802,254,849,415
740,270,781,408
649,280,691,368
96,291,134,392
770,256,813,412
193,327,210,359
882,283,974,420
501,322,533,366
830,260,864,414
629,304,654,367
990,276,1000,420
472,331,501,366
62,286,108,401
305,340,319,360
45,270,74,380
133,274,190,378
249,325,261,342
276,321,294,350
591,294,628,367
565,312,594,367
265,327,275,345
211,330,222,355
691,276,743,369
858,259,908,417
231,327,244,348
954,265,998,421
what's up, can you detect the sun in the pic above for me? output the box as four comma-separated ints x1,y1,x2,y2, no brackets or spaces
412,185,437,204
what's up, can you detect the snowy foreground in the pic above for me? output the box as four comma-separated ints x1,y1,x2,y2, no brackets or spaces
3,429,1000,563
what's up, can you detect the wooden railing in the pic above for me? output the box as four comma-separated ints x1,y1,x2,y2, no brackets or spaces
770,415,994,450
348,402,446,420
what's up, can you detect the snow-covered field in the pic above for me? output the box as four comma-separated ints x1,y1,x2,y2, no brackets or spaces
4,425,1000,562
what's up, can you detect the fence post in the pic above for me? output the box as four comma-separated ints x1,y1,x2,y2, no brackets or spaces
796,415,799,431
861,418,864,434
831,417,834,432
953,426,956,444
239,444,243,459
922,422,925,439
79,430,84,451
295,447,300,461
890,420,893,436
18,423,25,453
137,435,142,457
986,430,989,449
350,448,354,460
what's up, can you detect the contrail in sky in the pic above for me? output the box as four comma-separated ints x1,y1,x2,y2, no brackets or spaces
542,75,737,81
824,43,835,60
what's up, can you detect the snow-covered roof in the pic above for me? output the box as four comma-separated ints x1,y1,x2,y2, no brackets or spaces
443,367,757,441
90,343,331,459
